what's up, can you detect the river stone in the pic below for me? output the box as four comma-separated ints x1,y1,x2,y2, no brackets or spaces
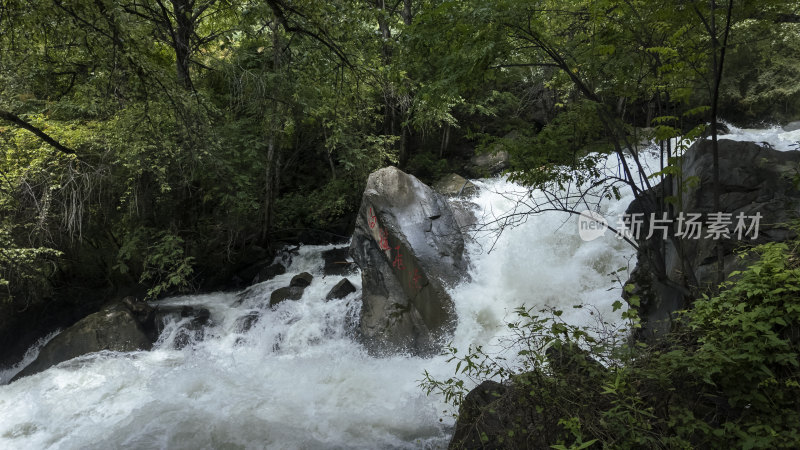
433,173,478,197
325,278,356,300
11,302,152,381
290,272,313,288
350,166,469,356
626,139,800,339
270,286,305,307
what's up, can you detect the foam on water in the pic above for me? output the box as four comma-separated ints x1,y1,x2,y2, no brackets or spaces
0,127,794,449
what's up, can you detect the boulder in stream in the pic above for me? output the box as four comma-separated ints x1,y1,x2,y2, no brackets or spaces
350,166,470,355
270,286,305,307
290,272,313,288
325,278,356,300
12,301,153,381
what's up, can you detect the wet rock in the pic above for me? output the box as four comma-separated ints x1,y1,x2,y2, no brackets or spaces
153,305,211,338
121,296,157,341
270,286,305,307
783,120,800,132
182,306,210,326
290,272,313,288
449,381,514,449
433,173,478,197
322,247,356,276
12,302,152,381
325,278,357,301
255,263,286,283
350,166,470,356
234,312,261,333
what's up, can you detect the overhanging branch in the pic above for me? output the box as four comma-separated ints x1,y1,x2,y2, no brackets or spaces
0,110,76,156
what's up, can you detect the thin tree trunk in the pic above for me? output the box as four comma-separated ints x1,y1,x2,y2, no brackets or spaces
710,0,734,285
172,0,193,89
262,21,282,242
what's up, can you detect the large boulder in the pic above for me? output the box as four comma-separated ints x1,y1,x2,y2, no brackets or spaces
12,302,153,381
627,139,800,338
349,166,469,355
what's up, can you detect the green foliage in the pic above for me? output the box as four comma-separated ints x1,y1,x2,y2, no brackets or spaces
503,100,611,189
0,225,62,304
424,229,800,448
139,231,196,300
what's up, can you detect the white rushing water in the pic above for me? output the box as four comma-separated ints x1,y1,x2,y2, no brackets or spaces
1,126,793,449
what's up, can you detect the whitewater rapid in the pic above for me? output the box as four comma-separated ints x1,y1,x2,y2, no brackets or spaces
0,125,795,449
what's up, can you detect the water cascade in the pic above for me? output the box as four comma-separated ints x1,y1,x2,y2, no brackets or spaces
1,126,796,449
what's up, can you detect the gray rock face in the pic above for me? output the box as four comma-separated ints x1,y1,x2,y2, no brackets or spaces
784,121,800,132
467,150,509,177
433,173,478,197
627,139,800,338
349,166,470,355
12,302,153,381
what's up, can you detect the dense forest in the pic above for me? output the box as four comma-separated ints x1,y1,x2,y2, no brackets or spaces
2,0,800,446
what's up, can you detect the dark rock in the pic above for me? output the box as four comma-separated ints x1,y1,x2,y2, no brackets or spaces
184,307,210,326
290,272,313,288
255,263,286,284
350,166,470,356
121,296,157,341
433,173,478,197
152,305,212,338
234,312,261,333
325,278,356,301
12,302,152,381
322,247,356,276
270,286,305,307
449,381,515,449
626,139,800,339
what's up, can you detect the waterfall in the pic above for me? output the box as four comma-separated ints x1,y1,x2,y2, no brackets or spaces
1,126,796,449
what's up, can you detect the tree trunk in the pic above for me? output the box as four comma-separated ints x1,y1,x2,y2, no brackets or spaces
172,0,193,89
710,0,734,285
